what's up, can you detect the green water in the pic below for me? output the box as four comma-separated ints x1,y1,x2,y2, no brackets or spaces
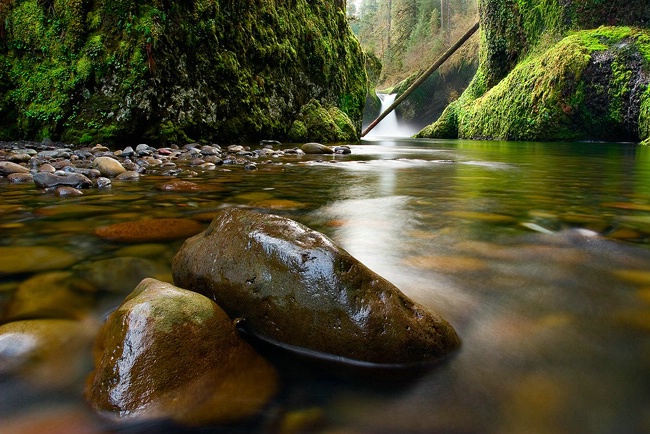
1,138,650,433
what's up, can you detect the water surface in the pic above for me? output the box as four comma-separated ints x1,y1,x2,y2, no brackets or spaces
1,138,649,433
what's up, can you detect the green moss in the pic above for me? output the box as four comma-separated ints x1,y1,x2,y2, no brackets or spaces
288,99,358,143
0,1,366,144
419,0,650,142
640,88,650,141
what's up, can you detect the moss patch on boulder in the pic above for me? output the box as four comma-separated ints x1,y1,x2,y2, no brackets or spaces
417,0,650,143
288,99,358,143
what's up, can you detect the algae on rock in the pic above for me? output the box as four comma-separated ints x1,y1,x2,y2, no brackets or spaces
417,0,650,143
0,1,367,144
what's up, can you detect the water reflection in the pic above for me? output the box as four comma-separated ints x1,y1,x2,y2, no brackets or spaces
1,139,650,433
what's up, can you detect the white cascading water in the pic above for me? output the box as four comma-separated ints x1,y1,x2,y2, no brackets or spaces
366,93,398,137
365,93,417,138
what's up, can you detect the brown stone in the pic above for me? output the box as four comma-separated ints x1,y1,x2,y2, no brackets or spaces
0,319,97,389
172,208,460,366
85,278,278,426
95,218,204,243
2,271,94,322
0,246,77,276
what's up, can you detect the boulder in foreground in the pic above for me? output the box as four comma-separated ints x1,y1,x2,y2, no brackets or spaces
172,208,460,366
85,278,278,426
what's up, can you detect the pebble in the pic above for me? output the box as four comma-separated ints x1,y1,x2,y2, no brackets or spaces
444,210,518,223
75,256,171,293
156,180,204,192
7,152,31,162
0,140,344,200
402,255,489,273
95,177,111,188
253,199,306,209
38,163,56,173
115,170,140,180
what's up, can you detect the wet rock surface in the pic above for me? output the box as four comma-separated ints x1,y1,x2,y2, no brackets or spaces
94,218,205,243
0,319,97,390
85,278,278,426
0,140,353,196
0,246,77,276
172,208,460,365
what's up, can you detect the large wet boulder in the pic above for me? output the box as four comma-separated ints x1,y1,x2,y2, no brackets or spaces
85,278,278,426
172,208,460,366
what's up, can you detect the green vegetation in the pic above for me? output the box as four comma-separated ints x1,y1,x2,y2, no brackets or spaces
348,0,478,87
288,99,357,143
417,0,650,143
0,1,367,144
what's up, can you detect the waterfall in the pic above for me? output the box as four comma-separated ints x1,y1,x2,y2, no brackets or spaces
365,93,416,138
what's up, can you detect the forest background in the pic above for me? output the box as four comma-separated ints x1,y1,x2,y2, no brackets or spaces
346,0,479,90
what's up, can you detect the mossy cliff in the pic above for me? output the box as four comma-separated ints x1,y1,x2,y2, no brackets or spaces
0,0,367,144
417,0,650,143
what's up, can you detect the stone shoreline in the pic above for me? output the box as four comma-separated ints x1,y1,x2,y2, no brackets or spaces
0,139,351,195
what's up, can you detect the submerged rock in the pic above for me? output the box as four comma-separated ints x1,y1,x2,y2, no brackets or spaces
75,256,171,293
2,271,94,322
85,278,278,426
172,208,460,366
0,246,77,276
0,319,97,389
94,218,204,243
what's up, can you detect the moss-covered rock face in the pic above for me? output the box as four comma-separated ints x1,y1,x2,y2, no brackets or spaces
417,0,650,142
0,1,367,144
288,98,357,143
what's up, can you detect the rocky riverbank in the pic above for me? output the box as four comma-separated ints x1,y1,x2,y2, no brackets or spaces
0,139,352,196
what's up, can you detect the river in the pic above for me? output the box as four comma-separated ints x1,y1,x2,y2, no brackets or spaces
1,138,649,433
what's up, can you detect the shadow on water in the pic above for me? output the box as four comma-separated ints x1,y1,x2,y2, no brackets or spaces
1,139,650,433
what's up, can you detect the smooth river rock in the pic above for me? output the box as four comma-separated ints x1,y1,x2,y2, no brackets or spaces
301,142,334,154
94,218,204,243
32,172,92,189
0,246,77,276
0,319,97,389
85,278,278,426
2,271,94,322
0,161,30,175
75,256,171,293
92,156,126,177
172,208,460,366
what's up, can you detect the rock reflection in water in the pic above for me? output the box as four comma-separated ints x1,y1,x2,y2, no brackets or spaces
318,209,650,433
